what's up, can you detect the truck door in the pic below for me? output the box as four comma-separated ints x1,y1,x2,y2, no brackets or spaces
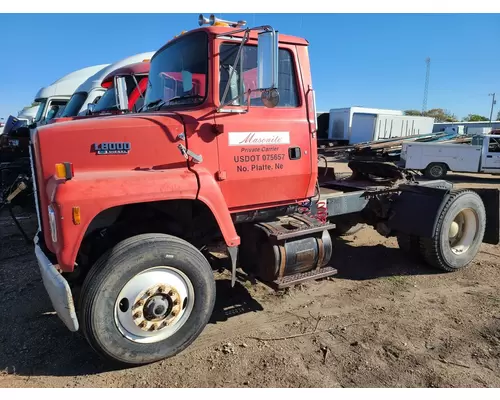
214,42,311,210
481,136,500,173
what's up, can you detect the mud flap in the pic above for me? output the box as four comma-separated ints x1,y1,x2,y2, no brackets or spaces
470,188,500,245
387,185,451,238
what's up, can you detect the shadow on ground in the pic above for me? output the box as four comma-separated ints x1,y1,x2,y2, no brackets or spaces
330,236,442,281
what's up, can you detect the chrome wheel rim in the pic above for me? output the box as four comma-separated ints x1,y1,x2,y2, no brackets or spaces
114,266,194,344
448,208,478,255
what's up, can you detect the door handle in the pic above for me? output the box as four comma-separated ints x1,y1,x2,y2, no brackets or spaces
288,147,301,160
487,155,493,158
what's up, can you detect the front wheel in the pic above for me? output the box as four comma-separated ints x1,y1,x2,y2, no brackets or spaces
420,190,486,272
79,233,216,366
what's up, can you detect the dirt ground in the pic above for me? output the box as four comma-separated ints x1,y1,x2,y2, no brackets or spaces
1,166,500,388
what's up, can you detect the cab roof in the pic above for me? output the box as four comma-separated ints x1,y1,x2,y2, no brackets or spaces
34,64,110,101
101,61,150,87
73,52,155,94
155,24,308,58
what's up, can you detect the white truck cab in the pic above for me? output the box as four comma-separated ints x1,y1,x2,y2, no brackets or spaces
60,52,155,118
17,104,40,126
32,64,109,125
401,134,500,178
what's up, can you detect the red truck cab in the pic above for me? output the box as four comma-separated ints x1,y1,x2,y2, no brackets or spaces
29,15,497,368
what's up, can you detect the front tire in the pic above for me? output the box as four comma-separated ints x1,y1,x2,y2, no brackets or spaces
420,190,486,272
79,233,215,366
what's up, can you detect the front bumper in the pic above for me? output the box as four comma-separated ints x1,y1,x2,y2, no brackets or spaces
34,236,79,332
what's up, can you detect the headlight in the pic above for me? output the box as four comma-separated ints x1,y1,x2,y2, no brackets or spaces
48,205,58,243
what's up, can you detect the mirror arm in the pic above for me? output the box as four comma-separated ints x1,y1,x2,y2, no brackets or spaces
131,74,144,98
219,30,250,110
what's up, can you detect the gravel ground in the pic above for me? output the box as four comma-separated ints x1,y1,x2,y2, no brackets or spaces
0,169,499,388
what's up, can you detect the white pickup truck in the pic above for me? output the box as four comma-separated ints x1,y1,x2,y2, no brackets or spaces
400,134,500,178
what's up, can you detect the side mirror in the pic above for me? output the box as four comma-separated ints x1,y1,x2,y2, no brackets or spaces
114,76,129,111
87,103,95,114
257,30,279,91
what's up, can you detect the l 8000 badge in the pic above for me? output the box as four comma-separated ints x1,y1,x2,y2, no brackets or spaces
92,142,131,155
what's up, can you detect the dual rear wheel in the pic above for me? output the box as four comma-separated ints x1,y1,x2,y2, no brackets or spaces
397,189,486,271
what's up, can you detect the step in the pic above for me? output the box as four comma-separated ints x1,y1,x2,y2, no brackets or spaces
269,266,338,290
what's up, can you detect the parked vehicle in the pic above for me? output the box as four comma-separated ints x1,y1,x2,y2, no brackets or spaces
26,14,499,367
50,61,150,125
32,64,110,126
17,105,40,125
318,107,435,147
400,134,500,178
59,53,154,118
1,62,151,214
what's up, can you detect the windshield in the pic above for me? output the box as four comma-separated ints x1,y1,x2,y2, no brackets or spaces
34,100,47,122
61,92,88,117
143,31,208,110
92,75,142,113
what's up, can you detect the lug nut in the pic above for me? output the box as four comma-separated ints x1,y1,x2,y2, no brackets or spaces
158,286,166,293
136,299,145,307
150,324,157,331
133,312,142,319
139,321,148,329
171,311,177,317
173,300,179,306
168,290,174,296
146,289,154,296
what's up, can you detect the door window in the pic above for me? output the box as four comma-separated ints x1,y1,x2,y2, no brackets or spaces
219,43,299,108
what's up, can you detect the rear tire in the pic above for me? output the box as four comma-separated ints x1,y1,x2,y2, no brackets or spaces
79,233,215,366
420,190,486,272
424,163,447,179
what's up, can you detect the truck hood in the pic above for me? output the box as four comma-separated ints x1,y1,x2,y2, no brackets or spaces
33,112,189,184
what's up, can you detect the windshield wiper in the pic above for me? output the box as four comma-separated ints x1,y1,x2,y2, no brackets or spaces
142,95,204,112
142,98,165,111
166,95,204,103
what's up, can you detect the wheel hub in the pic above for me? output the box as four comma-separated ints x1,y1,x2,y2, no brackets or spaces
131,285,182,332
144,294,171,321
448,208,478,255
114,266,194,344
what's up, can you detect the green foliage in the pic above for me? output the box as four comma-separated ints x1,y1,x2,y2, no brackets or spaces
404,108,458,122
463,114,489,122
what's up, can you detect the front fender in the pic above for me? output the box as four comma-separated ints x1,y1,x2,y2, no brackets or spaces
49,168,239,271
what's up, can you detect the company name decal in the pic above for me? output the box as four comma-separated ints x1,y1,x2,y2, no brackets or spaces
228,132,290,146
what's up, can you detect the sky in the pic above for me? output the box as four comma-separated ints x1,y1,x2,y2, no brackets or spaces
0,13,499,121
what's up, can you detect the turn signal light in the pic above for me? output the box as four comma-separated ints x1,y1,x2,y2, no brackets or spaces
55,162,74,180
72,206,81,225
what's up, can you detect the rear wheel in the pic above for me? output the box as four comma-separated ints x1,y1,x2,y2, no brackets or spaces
423,163,448,179
79,233,215,366
420,190,486,272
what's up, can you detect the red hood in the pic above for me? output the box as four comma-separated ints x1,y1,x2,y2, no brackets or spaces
33,112,189,252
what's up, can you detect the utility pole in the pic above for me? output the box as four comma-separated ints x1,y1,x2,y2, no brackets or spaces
422,57,431,114
489,93,496,125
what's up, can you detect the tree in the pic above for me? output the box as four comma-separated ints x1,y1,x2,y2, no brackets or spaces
404,108,458,122
497,110,500,121
403,109,423,116
463,114,489,122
